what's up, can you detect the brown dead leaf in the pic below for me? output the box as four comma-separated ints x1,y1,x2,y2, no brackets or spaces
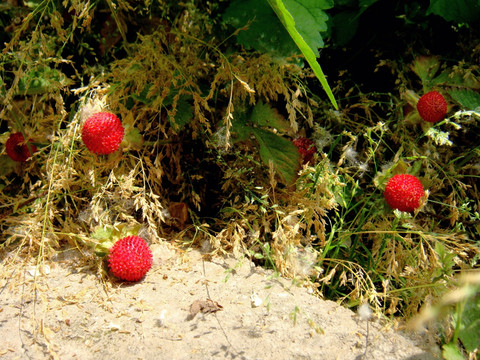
187,299,223,320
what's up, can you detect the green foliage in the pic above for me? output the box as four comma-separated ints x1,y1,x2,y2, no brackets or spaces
17,66,71,95
267,0,338,109
223,0,338,109
222,0,298,58
455,294,480,353
427,0,480,23
254,128,299,184
282,0,332,53
1,4,480,358
448,89,480,110
231,101,300,184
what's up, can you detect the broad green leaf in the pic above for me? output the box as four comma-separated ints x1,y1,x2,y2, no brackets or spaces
442,342,465,360
250,101,290,132
448,89,480,110
267,0,338,109
222,0,299,58
282,0,333,52
428,0,480,23
252,128,300,184
456,295,480,352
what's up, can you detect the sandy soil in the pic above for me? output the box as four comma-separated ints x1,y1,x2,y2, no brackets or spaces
0,242,439,360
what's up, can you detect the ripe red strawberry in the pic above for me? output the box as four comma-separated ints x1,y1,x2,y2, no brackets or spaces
384,174,424,212
107,236,153,281
6,132,37,162
416,91,447,123
293,137,316,164
81,112,124,154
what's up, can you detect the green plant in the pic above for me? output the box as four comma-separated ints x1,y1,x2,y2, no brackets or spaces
223,0,338,109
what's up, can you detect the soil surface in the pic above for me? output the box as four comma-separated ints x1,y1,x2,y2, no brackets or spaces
0,242,439,360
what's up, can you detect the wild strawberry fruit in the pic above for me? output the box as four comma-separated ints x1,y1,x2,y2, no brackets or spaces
416,91,447,123
384,174,424,212
107,236,153,282
81,112,124,154
6,132,37,162
293,137,316,164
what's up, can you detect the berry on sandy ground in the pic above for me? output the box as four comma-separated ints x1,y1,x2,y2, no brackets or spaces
384,174,425,212
107,236,153,282
293,137,316,164
6,132,37,162
416,91,447,123
81,112,124,154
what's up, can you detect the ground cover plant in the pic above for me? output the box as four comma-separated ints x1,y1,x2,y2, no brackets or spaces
1,0,479,358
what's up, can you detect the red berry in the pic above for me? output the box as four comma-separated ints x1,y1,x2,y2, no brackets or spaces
384,174,424,212
5,132,37,162
416,91,447,123
81,112,124,154
107,236,153,281
293,137,316,164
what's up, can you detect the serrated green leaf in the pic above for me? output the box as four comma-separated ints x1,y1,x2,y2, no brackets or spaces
448,89,480,110
282,0,333,52
252,128,300,184
250,101,290,132
427,0,480,24
267,0,338,109
222,0,299,58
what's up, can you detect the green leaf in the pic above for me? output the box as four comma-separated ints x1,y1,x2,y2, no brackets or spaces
91,226,114,241
267,0,338,109
442,342,465,360
252,128,300,184
456,295,480,352
231,107,252,142
448,89,480,110
282,0,333,52
222,0,299,58
410,56,441,90
170,96,193,131
131,83,156,104
17,67,69,95
250,101,290,132
427,0,480,24
431,70,480,89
